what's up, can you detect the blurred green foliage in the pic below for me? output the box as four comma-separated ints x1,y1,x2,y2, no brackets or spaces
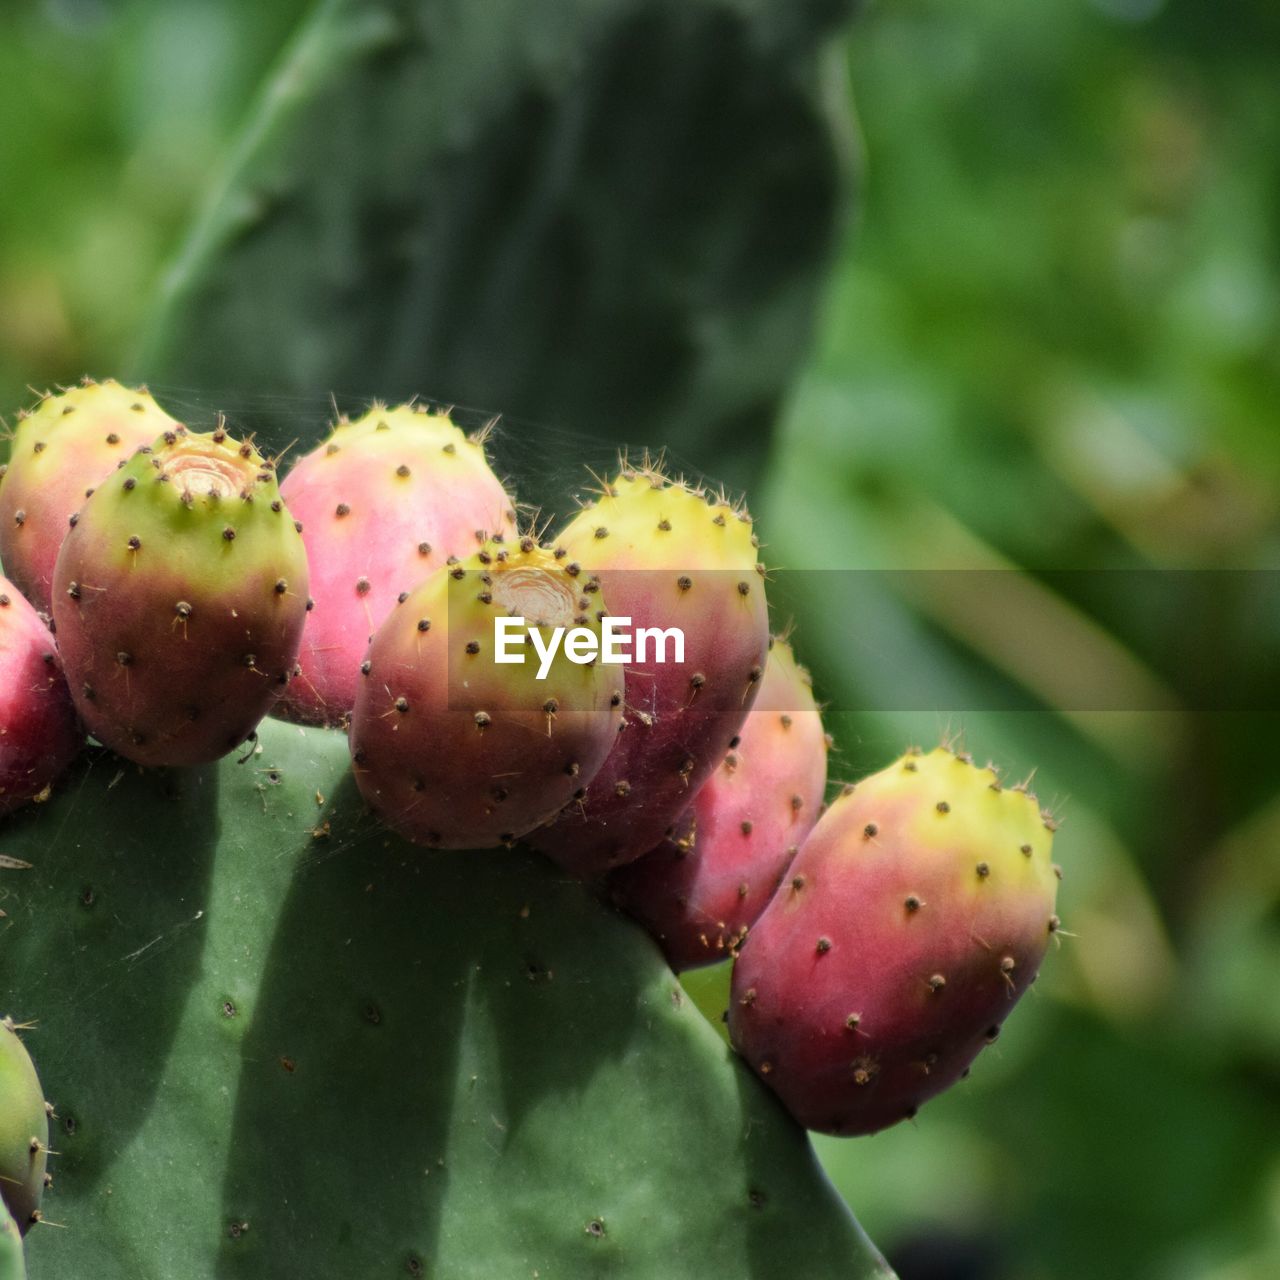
1,1,1277,1279
757,2,1280,1278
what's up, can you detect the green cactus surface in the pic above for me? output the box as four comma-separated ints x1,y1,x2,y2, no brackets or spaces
137,0,855,495
0,718,893,1278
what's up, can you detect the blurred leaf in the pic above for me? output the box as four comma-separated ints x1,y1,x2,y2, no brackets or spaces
137,0,857,499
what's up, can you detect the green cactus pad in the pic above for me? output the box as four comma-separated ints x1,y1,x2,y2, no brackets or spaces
0,719,892,1278
137,0,854,495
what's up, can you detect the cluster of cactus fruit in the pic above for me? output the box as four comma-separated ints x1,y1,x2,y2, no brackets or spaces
0,379,1063,1250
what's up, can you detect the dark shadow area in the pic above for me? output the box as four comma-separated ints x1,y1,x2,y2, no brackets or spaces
0,747,219,1187
216,776,649,1277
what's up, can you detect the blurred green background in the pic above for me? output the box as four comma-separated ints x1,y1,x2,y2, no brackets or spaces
2,1,1277,1278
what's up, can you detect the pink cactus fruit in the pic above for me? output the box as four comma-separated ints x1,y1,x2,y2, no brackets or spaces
276,405,517,727
607,636,828,971
51,427,309,767
529,462,770,878
0,379,180,615
0,579,81,816
729,745,1061,1136
350,540,624,849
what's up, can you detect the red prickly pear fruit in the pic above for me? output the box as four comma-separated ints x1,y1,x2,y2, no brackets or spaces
350,542,624,849
50,427,310,767
729,745,1061,1136
607,637,827,971
528,462,770,878
276,405,517,727
0,1016,49,1235
0,379,181,615
0,579,81,816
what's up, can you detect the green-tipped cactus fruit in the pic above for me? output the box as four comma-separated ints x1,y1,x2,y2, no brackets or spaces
277,405,517,727
350,542,625,848
0,583,81,816
0,380,180,615
531,463,770,878
0,1019,48,1237
0,1199,23,1280
49,427,309,766
608,637,828,971
730,745,1061,1136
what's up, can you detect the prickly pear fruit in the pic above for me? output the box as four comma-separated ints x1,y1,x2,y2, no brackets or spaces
0,1198,23,1279
50,427,309,767
0,379,180,614
350,541,624,849
530,463,770,877
0,580,81,817
607,638,827,971
729,745,1061,1136
0,1018,49,1237
277,405,517,727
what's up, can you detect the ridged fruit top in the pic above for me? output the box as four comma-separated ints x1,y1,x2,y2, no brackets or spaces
276,404,517,726
0,379,180,614
350,540,624,849
50,428,310,767
530,463,770,877
557,468,761,572
729,745,1061,1136
0,1018,48,1236
608,637,828,971
0,580,82,816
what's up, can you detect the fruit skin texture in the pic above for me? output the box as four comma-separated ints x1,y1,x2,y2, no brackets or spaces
0,579,81,816
729,745,1061,1136
0,1018,48,1236
0,379,180,615
350,542,624,849
530,465,769,878
0,1197,23,1279
277,405,517,727
50,428,310,767
607,638,827,971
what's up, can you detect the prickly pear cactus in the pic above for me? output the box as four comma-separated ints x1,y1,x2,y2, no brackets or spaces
0,718,892,1279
